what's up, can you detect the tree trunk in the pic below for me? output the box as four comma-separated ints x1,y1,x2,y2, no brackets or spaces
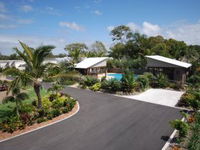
34,82,42,109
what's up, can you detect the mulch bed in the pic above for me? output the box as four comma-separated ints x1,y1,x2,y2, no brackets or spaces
0,102,79,141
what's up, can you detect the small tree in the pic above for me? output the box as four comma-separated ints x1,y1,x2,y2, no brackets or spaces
3,81,29,117
121,70,135,93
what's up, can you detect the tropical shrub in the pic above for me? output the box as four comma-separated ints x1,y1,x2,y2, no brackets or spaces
151,73,169,88
135,75,149,91
101,79,121,92
0,116,21,133
90,82,101,91
143,72,154,86
187,73,200,88
42,97,52,111
121,70,135,93
179,90,200,111
52,96,67,109
37,118,47,124
0,88,77,133
80,76,99,88
188,113,200,150
51,109,61,117
170,119,189,139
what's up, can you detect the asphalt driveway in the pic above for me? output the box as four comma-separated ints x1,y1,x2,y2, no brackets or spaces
0,87,181,150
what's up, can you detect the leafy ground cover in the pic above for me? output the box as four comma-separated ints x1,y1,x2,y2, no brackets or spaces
0,87,76,133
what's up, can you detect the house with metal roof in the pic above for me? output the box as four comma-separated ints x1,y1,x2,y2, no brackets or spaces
145,55,192,84
75,57,109,75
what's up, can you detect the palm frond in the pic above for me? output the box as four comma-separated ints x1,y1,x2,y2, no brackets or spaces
13,47,33,69
19,41,34,61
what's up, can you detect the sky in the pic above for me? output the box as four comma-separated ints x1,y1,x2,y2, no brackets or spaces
0,0,200,55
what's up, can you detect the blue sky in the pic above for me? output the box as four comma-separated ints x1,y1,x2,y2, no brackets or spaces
0,0,200,54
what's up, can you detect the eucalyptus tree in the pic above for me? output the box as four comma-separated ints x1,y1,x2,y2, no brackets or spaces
65,43,88,64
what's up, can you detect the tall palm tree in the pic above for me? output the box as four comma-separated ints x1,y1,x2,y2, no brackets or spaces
4,41,55,109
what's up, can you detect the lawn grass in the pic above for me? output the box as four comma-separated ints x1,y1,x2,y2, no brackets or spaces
0,87,48,122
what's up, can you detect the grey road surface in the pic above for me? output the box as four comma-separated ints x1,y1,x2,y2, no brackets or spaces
0,87,181,150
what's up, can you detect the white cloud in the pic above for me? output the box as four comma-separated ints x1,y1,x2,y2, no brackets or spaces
0,13,10,20
46,6,54,11
0,24,17,29
142,21,161,36
17,19,33,24
93,10,102,15
20,5,33,12
59,22,84,31
127,22,139,32
107,21,200,45
163,21,200,45
0,2,6,13
0,35,67,55
107,26,115,31
44,6,61,16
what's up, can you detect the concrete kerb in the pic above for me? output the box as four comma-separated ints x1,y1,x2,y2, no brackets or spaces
161,118,185,150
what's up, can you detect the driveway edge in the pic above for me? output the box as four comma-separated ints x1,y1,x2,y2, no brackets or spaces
161,117,185,150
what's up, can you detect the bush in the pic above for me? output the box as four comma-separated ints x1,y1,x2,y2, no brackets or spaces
80,76,99,87
170,119,189,138
143,72,154,87
101,79,121,92
135,75,149,91
90,83,101,91
20,104,35,114
42,97,52,111
61,107,69,113
65,98,76,111
188,113,200,150
47,114,53,120
52,96,66,109
121,70,135,93
151,73,169,88
37,118,47,124
179,92,196,107
51,109,61,117
20,113,34,125
179,90,200,110
0,116,21,133
187,73,200,88
2,96,15,104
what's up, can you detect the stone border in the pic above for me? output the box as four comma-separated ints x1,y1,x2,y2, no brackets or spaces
0,101,80,143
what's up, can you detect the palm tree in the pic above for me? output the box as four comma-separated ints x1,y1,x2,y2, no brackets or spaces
4,41,55,109
3,81,29,117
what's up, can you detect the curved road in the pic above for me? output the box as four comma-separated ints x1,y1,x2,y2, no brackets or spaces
0,87,181,150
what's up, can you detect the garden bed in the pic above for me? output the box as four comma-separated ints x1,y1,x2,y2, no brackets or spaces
0,101,79,141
